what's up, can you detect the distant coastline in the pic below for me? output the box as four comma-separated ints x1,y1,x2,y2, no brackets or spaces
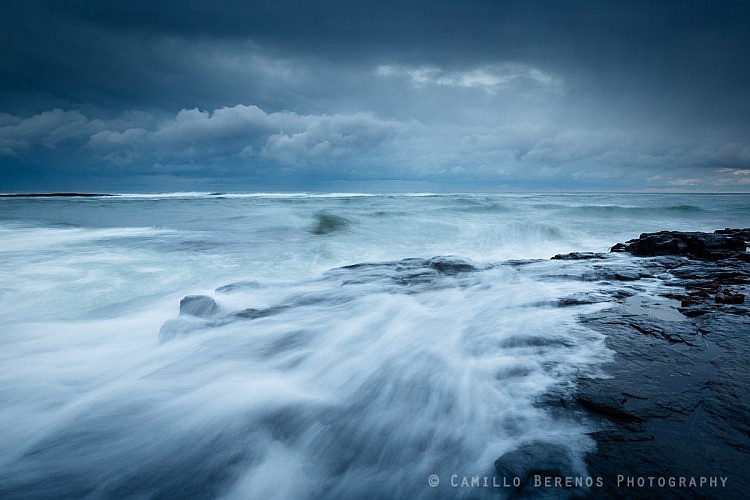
0,193,116,198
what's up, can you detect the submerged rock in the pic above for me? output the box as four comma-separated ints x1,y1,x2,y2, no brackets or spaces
161,254,491,342
310,212,350,235
159,317,210,342
179,295,219,317
427,256,481,274
494,442,583,494
215,281,263,293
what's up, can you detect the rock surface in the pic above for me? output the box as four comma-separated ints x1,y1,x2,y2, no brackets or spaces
611,228,748,260
494,442,583,494
160,256,487,342
571,229,750,498
179,295,219,317
551,252,607,260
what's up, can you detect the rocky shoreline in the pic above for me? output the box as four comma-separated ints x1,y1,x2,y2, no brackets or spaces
497,229,750,498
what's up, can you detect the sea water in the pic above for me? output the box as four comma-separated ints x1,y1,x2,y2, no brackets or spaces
0,193,748,498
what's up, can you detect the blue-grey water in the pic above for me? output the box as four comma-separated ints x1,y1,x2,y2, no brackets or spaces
1,193,748,498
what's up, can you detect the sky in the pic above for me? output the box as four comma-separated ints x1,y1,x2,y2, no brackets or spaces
1,0,749,192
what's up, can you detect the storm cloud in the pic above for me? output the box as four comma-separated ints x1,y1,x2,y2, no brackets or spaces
1,0,749,191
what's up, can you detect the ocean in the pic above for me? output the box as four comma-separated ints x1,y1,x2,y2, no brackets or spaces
1,192,748,498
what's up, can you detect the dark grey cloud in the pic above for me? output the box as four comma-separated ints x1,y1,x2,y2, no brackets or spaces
1,0,749,191
5,0,749,116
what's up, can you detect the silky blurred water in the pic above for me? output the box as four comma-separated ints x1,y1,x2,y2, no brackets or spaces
0,192,748,498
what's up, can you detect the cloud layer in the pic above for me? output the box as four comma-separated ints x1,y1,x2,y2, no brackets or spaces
375,63,562,95
3,96,747,191
1,1,749,191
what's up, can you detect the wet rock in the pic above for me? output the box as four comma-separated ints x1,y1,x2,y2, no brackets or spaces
572,234,750,498
603,231,750,318
578,267,650,283
234,305,288,320
612,230,747,260
677,305,713,317
557,291,613,307
671,265,745,283
179,295,219,317
427,256,480,274
335,256,489,286
614,271,641,281
658,257,750,315
715,288,745,304
714,227,750,241
162,255,493,343
574,392,644,423
551,252,607,260
494,442,579,493
557,297,597,307
215,281,263,293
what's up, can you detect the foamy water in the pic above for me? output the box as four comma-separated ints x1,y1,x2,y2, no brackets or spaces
1,193,748,498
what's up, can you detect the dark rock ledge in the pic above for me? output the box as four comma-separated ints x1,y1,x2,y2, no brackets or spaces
495,229,749,498
556,229,749,498
610,228,749,261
